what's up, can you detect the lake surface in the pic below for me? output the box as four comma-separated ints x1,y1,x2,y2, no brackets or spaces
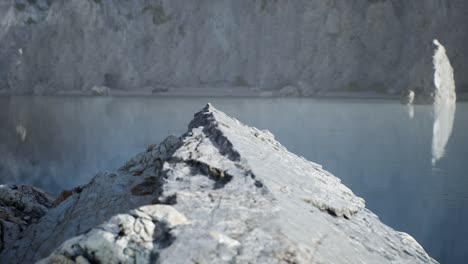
1,96,467,263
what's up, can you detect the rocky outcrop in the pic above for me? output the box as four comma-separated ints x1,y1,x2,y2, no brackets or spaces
0,0,467,95
0,104,437,263
37,205,190,264
0,184,53,252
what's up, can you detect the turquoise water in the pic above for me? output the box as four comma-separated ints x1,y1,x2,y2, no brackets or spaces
1,96,467,263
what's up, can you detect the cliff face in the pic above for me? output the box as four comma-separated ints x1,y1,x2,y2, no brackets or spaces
0,0,467,95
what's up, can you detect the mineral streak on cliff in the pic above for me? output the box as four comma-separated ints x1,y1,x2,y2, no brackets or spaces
0,0,467,95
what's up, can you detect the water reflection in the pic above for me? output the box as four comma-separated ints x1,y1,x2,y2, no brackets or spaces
431,40,456,165
432,99,456,165
401,90,415,119
15,124,27,142
407,105,414,119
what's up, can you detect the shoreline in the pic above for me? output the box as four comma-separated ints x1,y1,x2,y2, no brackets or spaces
1,88,468,102
1,93,467,103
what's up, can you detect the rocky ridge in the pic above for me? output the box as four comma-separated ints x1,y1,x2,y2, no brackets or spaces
0,104,438,263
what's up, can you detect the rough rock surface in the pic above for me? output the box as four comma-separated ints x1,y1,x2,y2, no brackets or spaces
1,104,437,263
0,184,53,252
37,205,190,264
0,0,467,95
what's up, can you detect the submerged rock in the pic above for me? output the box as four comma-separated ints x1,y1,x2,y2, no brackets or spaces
0,104,438,263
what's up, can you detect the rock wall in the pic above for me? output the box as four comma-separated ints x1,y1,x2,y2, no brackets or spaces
0,0,467,95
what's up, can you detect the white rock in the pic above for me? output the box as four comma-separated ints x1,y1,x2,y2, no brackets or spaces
91,86,111,96
277,85,301,97
431,39,456,165
2,104,438,264
0,184,53,251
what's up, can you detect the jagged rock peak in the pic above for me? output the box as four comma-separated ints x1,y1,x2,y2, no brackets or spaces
0,104,438,264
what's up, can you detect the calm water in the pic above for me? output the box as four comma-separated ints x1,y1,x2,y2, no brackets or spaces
1,96,467,263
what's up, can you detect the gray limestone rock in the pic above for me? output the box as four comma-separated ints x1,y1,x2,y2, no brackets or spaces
400,90,415,105
90,86,111,96
37,205,190,264
276,85,301,97
1,104,438,263
0,1,467,95
0,184,53,252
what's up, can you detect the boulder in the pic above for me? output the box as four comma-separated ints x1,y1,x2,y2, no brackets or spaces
0,104,438,263
276,85,301,97
90,86,111,96
400,90,415,105
0,185,53,251
37,205,190,264
151,85,169,94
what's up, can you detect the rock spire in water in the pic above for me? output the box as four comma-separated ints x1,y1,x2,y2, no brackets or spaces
431,39,456,165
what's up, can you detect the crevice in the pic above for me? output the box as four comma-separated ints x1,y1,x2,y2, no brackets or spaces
80,252,101,264
167,158,233,189
326,209,337,217
303,198,352,219
130,176,164,197
243,169,267,191
187,105,241,162
53,185,85,207
152,194,177,205
203,126,241,162
116,224,126,240
154,222,175,250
